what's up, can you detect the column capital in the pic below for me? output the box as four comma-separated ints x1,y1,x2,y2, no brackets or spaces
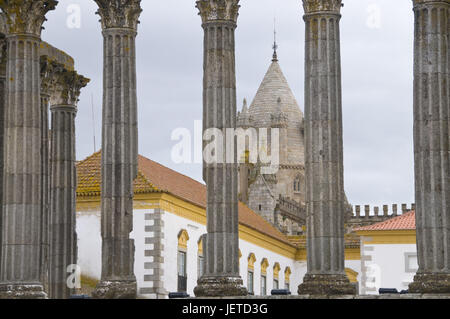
412,0,450,7
50,68,90,107
94,0,142,30
302,0,343,15
196,0,240,24
40,55,58,98
0,0,58,36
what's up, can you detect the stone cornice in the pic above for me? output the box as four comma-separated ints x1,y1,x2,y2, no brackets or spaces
303,0,343,15
0,0,58,36
196,0,240,24
413,0,449,4
49,67,90,106
412,0,450,8
94,0,142,30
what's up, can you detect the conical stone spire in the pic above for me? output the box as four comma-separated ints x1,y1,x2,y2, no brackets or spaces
237,98,253,128
248,53,304,165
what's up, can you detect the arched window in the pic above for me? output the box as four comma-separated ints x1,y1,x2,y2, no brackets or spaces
238,249,242,272
294,175,302,193
177,230,189,292
260,258,269,296
273,263,281,290
197,237,204,279
247,253,256,294
284,267,292,291
345,268,359,284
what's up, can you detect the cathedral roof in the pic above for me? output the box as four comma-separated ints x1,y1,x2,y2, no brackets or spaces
76,151,294,247
247,60,303,128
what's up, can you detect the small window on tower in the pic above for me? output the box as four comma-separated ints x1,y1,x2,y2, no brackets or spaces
294,176,301,193
259,205,262,211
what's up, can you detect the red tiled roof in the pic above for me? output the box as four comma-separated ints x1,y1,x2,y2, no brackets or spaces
354,211,416,231
76,151,294,246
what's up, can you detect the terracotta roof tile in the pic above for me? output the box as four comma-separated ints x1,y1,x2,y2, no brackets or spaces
76,152,294,246
287,233,360,249
354,211,416,231
76,151,157,196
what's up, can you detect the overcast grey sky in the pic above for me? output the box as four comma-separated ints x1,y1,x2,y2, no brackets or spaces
42,0,415,208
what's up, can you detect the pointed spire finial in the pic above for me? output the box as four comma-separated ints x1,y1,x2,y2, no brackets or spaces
272,17,278,62
242,98,248,113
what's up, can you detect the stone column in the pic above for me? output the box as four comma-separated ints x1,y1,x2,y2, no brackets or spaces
39,56,56,292
297,0,355,295
48,67,89,299
0,0,58,299
409,0,450,294
92,0,142,299
194,0,247,297
0,36,6,278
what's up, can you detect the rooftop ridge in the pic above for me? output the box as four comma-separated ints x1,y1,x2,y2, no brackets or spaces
354,210,416,232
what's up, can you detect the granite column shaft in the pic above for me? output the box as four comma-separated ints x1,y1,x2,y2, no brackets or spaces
194,0,247,297
298,0,355,295
49,104,78,299
0,37,6,279
409,0,450,293
0,0,58,299
92,0,142,299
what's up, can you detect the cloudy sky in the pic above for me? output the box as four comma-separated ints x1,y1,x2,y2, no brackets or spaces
42,0,415,209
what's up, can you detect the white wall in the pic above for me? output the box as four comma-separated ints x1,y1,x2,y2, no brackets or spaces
76,207,362,298
162,211,308,297
76,211,102,280
362,243,417,294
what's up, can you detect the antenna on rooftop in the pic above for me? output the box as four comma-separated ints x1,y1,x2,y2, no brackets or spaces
272,17,278,62
91,93,97,152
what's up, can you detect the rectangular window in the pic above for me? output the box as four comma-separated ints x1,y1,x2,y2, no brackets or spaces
273,279,279,290
247,271,254,294
261,275,267,296
198,255,204,279
285,283,290,291
404,252,418,273
177,251,187,292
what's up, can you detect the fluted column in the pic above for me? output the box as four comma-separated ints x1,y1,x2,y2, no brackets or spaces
194,0,247,297
0,0,58,299
409,0,450,294
92,0,142,299
298,0,355,295
39,56,57,293
48,67,89,299
0,36,6,279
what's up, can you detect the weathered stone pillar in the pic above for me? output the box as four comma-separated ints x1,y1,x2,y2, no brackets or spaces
92,0,142,299
298,0,355,295
0,0,58,299
40,56,59,293
0,36,6,278
194,0,247,297
48,67,89,299
409,0,450,294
